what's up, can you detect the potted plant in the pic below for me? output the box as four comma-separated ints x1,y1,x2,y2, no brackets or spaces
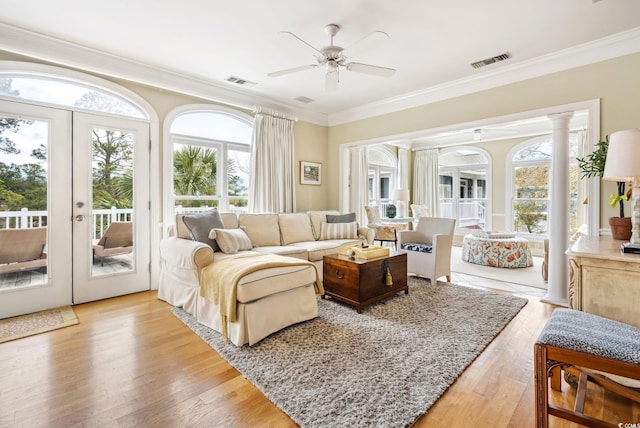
576,135,632,239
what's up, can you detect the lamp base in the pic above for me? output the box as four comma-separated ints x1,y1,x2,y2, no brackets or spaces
621,243,640,254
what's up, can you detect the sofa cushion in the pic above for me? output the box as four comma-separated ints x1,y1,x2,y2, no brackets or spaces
235,263,317,303
326,212,356,223
209,228,253,254
320,221,358,240
279,213,315,245
251,245,308,260
181,209,224,251
307,210,340,240
238,214,281,247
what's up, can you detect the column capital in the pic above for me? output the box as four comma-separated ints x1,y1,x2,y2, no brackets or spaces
547,111,574,125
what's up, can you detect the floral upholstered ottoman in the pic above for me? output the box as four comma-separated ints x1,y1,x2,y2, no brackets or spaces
462,234,533,268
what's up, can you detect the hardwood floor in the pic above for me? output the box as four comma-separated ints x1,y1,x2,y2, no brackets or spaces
1,286,638,427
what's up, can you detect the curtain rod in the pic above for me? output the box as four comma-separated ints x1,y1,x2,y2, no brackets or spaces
253,106,298,122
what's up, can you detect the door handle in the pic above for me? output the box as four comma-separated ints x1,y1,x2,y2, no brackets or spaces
75,214,85,222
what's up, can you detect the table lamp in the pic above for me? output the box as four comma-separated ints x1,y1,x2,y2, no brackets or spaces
391,188,410,218
602,129,640,253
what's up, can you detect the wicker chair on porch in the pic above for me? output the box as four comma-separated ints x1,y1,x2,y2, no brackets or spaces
92,221,133,266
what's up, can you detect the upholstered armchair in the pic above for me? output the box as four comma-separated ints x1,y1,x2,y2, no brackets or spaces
364,205,407,248
397,217,456,284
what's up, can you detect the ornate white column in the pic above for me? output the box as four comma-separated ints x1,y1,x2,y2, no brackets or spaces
542,112,574,306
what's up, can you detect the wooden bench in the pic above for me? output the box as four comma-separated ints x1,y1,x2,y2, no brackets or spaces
534,308,640,427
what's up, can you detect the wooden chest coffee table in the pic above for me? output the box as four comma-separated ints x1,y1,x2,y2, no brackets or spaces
322,252,408,313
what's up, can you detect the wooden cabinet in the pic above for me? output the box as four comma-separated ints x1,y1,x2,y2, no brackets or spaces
322,252,408,313
566,236,640,328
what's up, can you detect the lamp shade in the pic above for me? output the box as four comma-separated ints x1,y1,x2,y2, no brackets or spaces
603,129,640,181
391,188,410,202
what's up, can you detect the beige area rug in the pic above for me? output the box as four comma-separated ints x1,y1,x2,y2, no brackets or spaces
0,306,79,343
451,245,547,289
173,277,527,428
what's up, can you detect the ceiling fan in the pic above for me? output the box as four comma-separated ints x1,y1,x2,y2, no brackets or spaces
268,24,396,92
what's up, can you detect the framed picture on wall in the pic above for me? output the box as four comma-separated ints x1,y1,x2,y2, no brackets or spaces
300,161,321,185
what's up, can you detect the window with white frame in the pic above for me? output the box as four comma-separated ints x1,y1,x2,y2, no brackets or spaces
169,109,252,214
367,146,397,217
438,148,490,231
509,134,579,235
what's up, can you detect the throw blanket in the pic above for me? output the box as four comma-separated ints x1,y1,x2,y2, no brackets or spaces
200,254,323,341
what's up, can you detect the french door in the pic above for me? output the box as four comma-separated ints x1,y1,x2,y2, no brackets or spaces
0,101,150,318
0,100,72,318
72,112,150,304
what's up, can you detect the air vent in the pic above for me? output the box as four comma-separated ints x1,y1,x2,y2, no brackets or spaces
225,76,257,86
294,96,315,104
470,52,511,69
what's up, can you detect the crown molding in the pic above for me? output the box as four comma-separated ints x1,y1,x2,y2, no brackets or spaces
0,23,329,125
327,26,640,126
1,23,639,128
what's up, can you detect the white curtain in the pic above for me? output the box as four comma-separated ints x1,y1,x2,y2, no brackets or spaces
248,107,296,213
413,148,440,217
398,147,410,190
349,147,369,225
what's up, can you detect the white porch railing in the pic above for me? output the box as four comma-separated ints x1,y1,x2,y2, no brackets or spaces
0,207,47,229
0,207,133,239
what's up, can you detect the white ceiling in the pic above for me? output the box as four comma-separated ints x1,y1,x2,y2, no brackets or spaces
0,0,639,128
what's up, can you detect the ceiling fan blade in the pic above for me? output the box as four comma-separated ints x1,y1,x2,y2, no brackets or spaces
325,69,338,92
345,62,396,77
342,30,390,58
278,31,322,56
268,64,319,78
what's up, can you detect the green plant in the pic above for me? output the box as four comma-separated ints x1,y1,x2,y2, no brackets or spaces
576,135,627,218
576,136,608,179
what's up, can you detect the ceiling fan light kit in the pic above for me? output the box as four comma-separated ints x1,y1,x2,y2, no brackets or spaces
268,23,396,91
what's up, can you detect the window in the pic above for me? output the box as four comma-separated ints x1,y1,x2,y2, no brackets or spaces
367,146,397,216
169,108,252,214
438,148,490,230
509,134,579,236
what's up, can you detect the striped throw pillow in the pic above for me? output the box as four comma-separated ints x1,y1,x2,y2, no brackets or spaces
319,221,357,240
208,228,253,254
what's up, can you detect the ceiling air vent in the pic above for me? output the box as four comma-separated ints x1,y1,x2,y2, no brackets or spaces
225,76,257,86
294,96,315,104
470,52,511,69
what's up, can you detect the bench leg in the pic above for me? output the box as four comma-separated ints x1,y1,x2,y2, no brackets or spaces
534,344,550,428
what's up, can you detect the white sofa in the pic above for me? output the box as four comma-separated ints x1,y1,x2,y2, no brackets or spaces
159,210,373,346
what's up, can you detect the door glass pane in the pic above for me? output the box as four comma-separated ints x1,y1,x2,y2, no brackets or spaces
91,128,134,276
0,116,49,289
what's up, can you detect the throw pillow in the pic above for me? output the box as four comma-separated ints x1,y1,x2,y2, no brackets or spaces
181,209,224,251
326,212,356,223
319,221,357,240
209,228,253,254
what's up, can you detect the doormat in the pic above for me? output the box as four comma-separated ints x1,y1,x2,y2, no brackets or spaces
0,306,79,343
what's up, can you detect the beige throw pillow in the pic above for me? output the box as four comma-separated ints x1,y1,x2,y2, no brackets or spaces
238,214,281,246
319,221,357,240
279,213,315,245
209,228,253,254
